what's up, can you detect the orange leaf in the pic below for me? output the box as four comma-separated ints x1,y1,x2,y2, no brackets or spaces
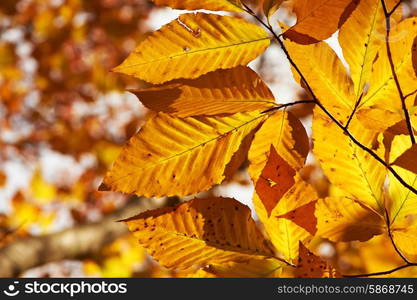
392,144,417,175
255,145,296,216
277,201,317,235
284,0,360,44
295,243,340,278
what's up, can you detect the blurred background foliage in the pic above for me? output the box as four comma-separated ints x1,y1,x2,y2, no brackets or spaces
1,0,417,277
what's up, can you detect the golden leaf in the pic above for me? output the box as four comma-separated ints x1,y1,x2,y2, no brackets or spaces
101,111,265,197
283,0,360,44
295,243,340,278
114,13,270,84
248,111,309,182
387,135,417,225
129,66,275,117
338,0,386,98
313,111,386,213
254,177,318,262
315,197,384,242
392,143,417,175
364,18,417,110
123,197,276,270
284,38,355,124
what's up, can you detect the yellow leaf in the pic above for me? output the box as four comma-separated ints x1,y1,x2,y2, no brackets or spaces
313,111,387,213
254,177,318,262
392,143,417,175
315,197,384,242
364,18,417,110
284,38,355,124
387,135,417,224
283,0,360,44
391,225,417,257
248,111,309,182
295,243,340,278
101,111,265,197
123,197,275,270
129,66,275,117
151,0,243,12
114,13,270,84
338,0,386,98
357,106,404,133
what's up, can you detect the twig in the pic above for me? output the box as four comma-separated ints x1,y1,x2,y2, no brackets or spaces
261,100,315,114
381,0,415,144
344,263,417,278
345,93,364,130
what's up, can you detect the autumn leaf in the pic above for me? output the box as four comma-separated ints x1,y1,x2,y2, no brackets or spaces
387,135,417,225
391,225,417,257
151,0,243,12
315,197,385,242
122,197,277,270
363,17,417,111
338,0,386,98
253,177,318,262
255,145,296,217
248,111,309,182
295,243,340,278
313,111,387,213
114,13,270,84
101,111,266,197
392,143,417,175
283,0,360,44
284,36,355,123
129,66,275,117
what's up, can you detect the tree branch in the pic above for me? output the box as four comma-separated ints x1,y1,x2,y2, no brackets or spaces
381,0,415,144
344,263,417,278
0,197,177,277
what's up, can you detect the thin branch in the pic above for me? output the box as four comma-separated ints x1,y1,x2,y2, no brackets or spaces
344,263,417,278
243,4,417,196
387,0,403,16
404,88,417,100
384,208,412,264
261,100,315,114
381,0,415,144
345,93,364,130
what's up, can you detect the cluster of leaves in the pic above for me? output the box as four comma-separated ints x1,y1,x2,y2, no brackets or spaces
101,0,417,277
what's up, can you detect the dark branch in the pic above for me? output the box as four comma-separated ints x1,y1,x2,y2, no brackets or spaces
344,263,417,278
261,100,315,114
381,0,416,144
